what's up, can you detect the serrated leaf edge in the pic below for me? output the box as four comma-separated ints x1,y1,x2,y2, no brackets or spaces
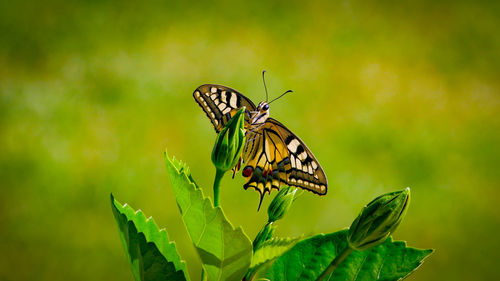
385,236,434,280
251,236,302,268
111,194,189,278
165,151,251,241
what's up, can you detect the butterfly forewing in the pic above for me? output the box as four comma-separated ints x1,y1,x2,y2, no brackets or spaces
193,84,256,132
267,118,327,195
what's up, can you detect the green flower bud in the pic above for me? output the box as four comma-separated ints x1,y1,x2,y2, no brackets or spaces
211,107,246,172
348,187,410,251
253,222,276,251
268,186,297,223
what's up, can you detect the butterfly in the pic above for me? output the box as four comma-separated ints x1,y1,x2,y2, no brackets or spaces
193,79,327,207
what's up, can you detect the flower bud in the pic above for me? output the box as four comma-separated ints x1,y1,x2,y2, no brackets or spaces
348,187,410,251
211,107,246,172
267,186,297,223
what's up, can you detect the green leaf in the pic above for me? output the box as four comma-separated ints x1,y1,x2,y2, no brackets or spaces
111,194,189,281
245,237,301,281
266,230,433,281
164,151,253,281
251,237,301,269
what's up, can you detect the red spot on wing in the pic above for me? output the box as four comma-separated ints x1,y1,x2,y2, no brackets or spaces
242,166,253,177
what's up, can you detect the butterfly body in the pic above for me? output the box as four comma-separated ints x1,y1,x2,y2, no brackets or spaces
193,84,327,204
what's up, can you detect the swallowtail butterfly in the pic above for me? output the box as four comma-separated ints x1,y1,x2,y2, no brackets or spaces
193,77,327,206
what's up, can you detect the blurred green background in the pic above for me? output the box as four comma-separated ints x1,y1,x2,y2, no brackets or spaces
1,0,499,280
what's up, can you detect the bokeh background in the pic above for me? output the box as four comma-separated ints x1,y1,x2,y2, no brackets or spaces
1,0,499,280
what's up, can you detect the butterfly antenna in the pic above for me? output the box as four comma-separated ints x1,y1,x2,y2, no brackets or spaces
268,89,293,104
262,70,269,102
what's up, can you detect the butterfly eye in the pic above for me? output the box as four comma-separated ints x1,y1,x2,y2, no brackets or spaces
262,104,269,111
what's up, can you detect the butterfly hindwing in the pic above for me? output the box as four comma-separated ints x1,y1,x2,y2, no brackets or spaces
193,84,256,132
241,126,290,195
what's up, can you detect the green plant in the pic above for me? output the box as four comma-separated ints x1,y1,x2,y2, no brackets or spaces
111,116,433,281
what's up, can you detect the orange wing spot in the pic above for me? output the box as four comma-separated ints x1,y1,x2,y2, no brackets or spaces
262,168,273,178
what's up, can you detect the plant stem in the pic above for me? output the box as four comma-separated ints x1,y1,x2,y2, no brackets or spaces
316,246,354,281
213,168,225,207
252,222,272,251
243,268,254,281
201,268,207,281
243,222,275,281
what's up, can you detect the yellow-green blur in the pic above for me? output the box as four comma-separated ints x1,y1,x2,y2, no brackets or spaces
1,1,499,280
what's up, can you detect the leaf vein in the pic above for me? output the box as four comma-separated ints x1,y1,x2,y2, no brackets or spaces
353,254,368,281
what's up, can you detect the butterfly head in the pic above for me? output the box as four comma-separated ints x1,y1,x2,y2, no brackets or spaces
250,101,270,126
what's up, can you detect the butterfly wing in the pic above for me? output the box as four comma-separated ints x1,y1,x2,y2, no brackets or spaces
241,118,328,206
193,84,257,132
268,118,328,195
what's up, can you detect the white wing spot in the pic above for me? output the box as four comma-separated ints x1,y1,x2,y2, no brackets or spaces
214,99,220,105
312,161,318,170
290,154,296,168
302,165,308,173
214,119,219,125
229,93,237,108
195,91,200,97
210,94,217,100
221,91,227,102
308,165,313,174
218,104,226,111
287,139,300,153
204,92,210,96
211,87,217,93
222,107,231,114
296,159,302,170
